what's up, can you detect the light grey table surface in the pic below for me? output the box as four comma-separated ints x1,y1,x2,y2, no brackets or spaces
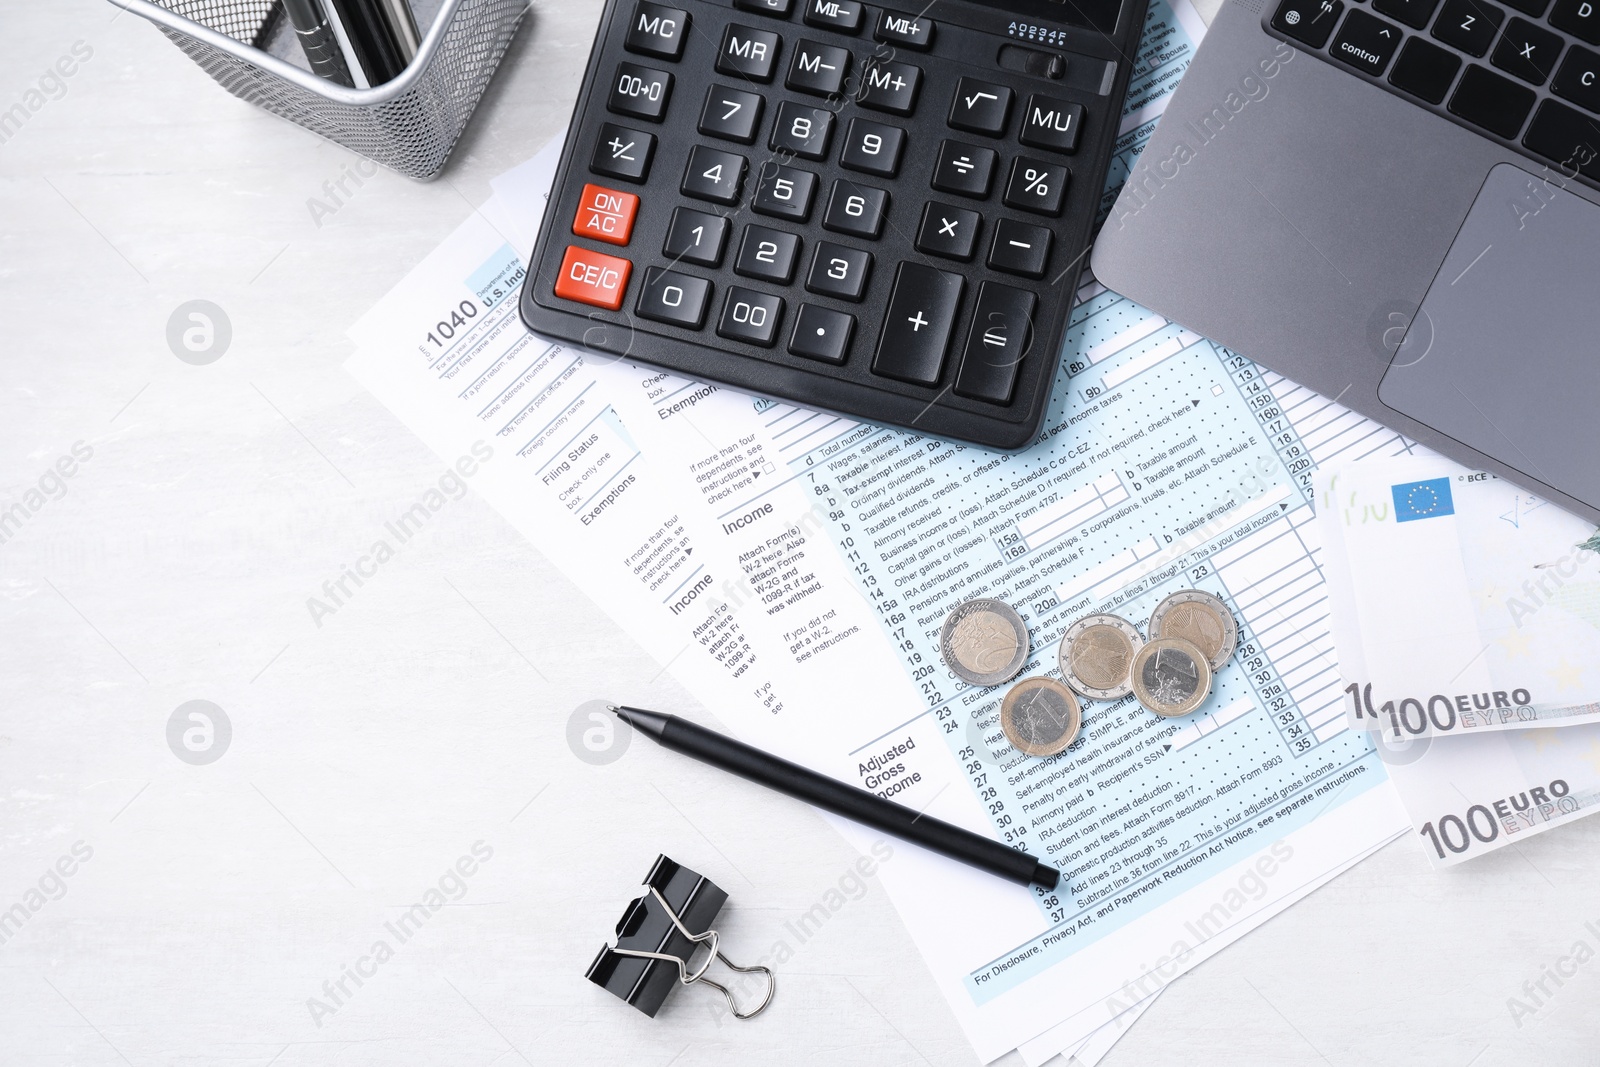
4,1,1599,1065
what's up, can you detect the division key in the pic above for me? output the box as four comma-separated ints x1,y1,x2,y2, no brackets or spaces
872,262,964,385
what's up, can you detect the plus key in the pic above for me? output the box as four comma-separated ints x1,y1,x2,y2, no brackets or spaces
872,262,964,386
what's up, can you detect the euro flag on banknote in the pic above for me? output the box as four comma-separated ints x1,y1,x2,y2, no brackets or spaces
1391,477,1454,522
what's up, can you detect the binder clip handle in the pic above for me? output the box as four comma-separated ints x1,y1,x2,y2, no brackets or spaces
608,885,776,1020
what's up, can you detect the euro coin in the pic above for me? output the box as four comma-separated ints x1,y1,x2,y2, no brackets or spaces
940,598,1029,687
1058,613,1144,700
1130,637,1212,718
1001,677,1082,757
1148,589,1238,671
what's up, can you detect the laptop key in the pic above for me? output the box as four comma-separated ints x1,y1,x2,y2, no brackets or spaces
1271,0,1345,49
873,263,964,385
1552,44,1600,110
1448,63,1536,136
1500,0,1548,14
1330,10,1404,74
1491,18,1564,83
1432,0,1504,56
1550,0,1600,43
1373,0,1441,29
1522,98,1600,176
1388,37,1464,102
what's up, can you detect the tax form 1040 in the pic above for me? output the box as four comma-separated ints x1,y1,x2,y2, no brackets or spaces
596,274,1412,1051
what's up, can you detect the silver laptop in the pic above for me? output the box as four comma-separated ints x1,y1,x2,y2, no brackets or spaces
1091,0,1600,522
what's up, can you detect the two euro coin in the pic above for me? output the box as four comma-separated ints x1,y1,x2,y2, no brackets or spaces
940,598,1029,687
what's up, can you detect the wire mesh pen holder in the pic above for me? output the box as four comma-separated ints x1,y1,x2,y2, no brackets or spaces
109,0,528,179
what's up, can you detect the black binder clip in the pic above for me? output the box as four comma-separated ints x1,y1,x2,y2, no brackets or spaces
586,855,775,1020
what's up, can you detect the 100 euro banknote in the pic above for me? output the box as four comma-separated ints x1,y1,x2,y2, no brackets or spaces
1317,454,1600,740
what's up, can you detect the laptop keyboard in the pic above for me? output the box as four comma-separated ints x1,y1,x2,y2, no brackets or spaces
1269,0,1600,181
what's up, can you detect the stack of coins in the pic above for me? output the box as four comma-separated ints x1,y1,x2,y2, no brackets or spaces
1058,590,1238,718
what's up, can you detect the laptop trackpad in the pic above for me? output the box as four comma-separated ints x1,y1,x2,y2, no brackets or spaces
1379,163,1600,502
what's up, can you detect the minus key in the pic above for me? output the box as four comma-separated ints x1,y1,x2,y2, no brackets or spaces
987,218,1053,278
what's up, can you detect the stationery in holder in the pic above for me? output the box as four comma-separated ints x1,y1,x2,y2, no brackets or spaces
587,855,775,1020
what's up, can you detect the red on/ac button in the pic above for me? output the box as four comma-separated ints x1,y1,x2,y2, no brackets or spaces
553,245,632,311
573,183,639,245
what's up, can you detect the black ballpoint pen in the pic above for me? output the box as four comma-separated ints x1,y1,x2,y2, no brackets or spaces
612,705,1060,891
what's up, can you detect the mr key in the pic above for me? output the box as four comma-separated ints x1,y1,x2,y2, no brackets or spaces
521,0,1150,448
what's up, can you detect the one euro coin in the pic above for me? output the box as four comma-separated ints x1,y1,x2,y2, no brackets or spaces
1130,637,1213,718
1001,676,1082,757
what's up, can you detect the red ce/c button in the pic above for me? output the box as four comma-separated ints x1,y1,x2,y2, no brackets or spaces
553,245,632,310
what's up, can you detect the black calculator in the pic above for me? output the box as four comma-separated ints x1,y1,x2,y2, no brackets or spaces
519,0,1149,449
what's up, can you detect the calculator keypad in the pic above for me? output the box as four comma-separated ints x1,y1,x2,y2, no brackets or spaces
530,0,1135,448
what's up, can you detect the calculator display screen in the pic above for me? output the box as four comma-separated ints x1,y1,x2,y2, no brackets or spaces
978,0,1125,34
